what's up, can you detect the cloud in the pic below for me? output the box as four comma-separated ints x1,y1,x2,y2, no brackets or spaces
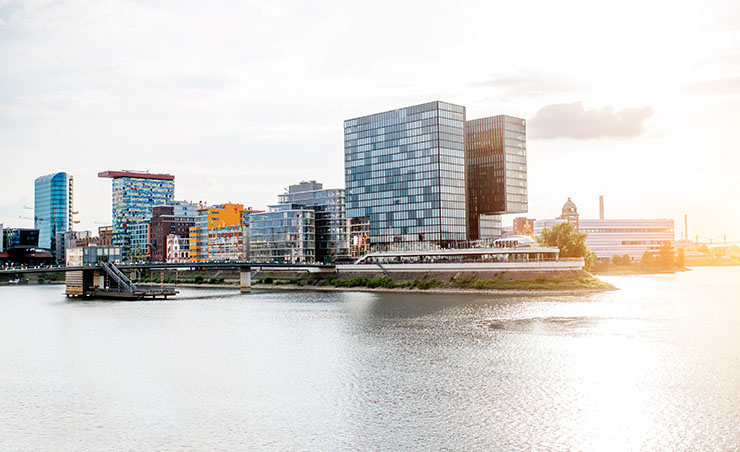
473,72,584,100
681,76,740,95
528,102,652,140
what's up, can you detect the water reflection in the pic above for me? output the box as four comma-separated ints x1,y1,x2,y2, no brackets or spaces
0,268,738,451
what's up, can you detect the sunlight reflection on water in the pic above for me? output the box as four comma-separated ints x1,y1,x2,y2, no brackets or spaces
0,267,738,451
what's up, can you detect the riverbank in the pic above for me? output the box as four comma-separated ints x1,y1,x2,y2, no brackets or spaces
138,282,614,295
139,274,616,294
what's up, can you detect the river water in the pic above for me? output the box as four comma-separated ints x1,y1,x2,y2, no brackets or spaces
1,267,739,451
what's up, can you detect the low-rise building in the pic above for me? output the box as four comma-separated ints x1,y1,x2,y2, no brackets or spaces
207,225,244,261
513,218,535,237
165,234,190,263
65,246,122,267
0,227,53,267
55,230,92,265
247,204,315,264
533,199,675,261
98,226,113,246
188,203,262,262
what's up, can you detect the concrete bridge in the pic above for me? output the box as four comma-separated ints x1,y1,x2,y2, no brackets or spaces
0,262,335,299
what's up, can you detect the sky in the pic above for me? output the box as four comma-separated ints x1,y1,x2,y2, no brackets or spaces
1,0,739,242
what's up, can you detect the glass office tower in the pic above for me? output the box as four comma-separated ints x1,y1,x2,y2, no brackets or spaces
34,172,74,257
98,171,174,259
464,115,527,240
344,101,467,251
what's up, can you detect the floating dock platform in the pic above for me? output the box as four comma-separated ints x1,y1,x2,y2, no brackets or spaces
64,262,178,300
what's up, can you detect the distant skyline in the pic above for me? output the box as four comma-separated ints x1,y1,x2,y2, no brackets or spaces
1,0,739,241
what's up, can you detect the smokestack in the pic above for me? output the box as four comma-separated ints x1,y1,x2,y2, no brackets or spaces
599,195,604,220
684,214,688,242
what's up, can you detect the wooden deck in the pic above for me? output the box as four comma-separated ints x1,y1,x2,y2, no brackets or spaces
65,286,178,300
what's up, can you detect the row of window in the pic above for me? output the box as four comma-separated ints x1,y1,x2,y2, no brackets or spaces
349,165,465,183
370,231,467,242
346,138,465,156
347,154,442,171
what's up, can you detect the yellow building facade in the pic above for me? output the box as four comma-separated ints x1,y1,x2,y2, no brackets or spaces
188,203,263,262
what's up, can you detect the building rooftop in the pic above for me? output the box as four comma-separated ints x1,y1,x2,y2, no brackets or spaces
97,170,175,181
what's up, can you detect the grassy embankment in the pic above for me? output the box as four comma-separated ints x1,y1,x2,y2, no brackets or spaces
256,273,615,291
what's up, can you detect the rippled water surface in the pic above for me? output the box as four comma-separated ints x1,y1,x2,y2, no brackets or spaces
1,267,739,451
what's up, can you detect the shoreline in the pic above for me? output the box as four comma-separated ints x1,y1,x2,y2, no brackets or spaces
137,281,616,295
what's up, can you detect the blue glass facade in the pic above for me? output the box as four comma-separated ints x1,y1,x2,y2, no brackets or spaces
34,172,74,257
344,101,467,251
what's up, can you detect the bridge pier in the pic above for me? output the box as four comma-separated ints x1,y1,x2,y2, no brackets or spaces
240,267,251,293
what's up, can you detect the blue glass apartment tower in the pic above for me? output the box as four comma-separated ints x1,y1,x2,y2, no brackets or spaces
98,170,174,259
344,101,467,251
34,172,74,257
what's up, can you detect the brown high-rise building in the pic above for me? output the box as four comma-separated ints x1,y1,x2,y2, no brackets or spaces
465,115,528,240
149,205,196,262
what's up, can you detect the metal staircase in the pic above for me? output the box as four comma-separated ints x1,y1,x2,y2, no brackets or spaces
100,261,137,293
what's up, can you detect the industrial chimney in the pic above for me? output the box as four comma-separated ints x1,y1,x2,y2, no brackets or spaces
599,195,604,220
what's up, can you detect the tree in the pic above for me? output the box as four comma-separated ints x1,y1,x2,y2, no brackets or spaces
675,247,686,268
584,251,597,272
657,242,675,270
537,222,594,271
537,222,588,258
611,254,631,266
640,251,655,270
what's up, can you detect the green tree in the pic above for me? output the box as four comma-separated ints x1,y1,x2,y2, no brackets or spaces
537,222,594,271
657,242,675,270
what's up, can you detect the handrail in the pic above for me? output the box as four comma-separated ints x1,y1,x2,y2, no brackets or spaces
108,262,137,292
375,262,390,277
99,261,136,293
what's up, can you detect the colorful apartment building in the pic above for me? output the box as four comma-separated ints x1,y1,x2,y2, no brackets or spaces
98,170,174,259
188,203,262,262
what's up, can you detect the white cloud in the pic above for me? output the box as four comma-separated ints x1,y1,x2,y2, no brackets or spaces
529,102,653,140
